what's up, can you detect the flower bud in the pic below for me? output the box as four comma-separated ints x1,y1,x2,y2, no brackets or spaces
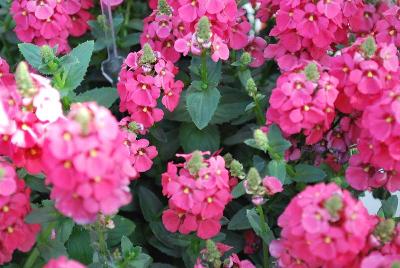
230,160,245,179
196,16,211,44
157,0,172,16
187,150,205,175
205,239,221,264
246,78,257,97
254,129,268,151
73,105,92,135
40,45,56,64
252,195,265,205
15,62,36,97
140,43,157,66
223,153,233,166
245,168,262,193
304,62,320,82
323,194,343,219
240,52,252,66
361,36,377,58
374,218,396,244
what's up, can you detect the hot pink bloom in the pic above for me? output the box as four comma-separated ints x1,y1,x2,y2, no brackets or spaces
45,256,86,268
117,47,183,130
0,160,17,197
11,0,93,54
0,65,62,174
0,179,40,266
262,176,283,196
161,151,232,239
271,183,375,267
262,0,364,71
266,62,337,145
141,0,251,62
245,37,267,68
42,103,134,224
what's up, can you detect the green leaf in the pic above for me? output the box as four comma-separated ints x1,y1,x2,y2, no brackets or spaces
268,160,287,184
25,175,49,193
61,40,94,92
26,206,59,224
66,227,93,264
210,87,251,124
231,181,246,199
186,85,221,129
149,222,190,248
38,239,68,261
292,164,326,183
189,57,221,86
138,186,163,222
179,123,220,153
228,206,251,230
55,218,75,243
74,87,118,108
18,43,42,69
107,216,136,246
128,249,152,268
267,125,291,156
148,237,182,258
246,208,274,244
121,236,133,256
382,195,398,218
121,33,141,48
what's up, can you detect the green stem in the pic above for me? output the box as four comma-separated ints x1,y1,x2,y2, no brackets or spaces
23,247,40,268
256,205,269,268
253,96,265,125
124,0,132,27
200,51,208,86
96,224,109,262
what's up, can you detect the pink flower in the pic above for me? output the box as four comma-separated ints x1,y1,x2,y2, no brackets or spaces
262,176,283,196
11,0,93,54
45,256,86,268
271,183,375,267
0,179,40,266
117,47,183,130
128,138,158,173
161,151,232,239
211,36,229,62
42,103,133,224
245,37,267,68
0,160,17,197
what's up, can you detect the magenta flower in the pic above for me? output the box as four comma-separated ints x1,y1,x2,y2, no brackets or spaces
271,183,376,267
262,176,283,196
42,103,133,224
161,151,232,239
45,256,85,268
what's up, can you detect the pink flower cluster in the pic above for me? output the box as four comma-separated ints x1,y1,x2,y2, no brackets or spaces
321,36,400,192
45,256,86,268
270,183,376,267
263,0,364,71
267,62,338,145
117,46,183,130
11,0,93,54
0,160,40,265
141,0,258,64
0,61,63,174
42,102,135,224
161,151,232,239
119,117,158,178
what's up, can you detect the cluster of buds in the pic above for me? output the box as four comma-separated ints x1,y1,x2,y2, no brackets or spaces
244,168,283,205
